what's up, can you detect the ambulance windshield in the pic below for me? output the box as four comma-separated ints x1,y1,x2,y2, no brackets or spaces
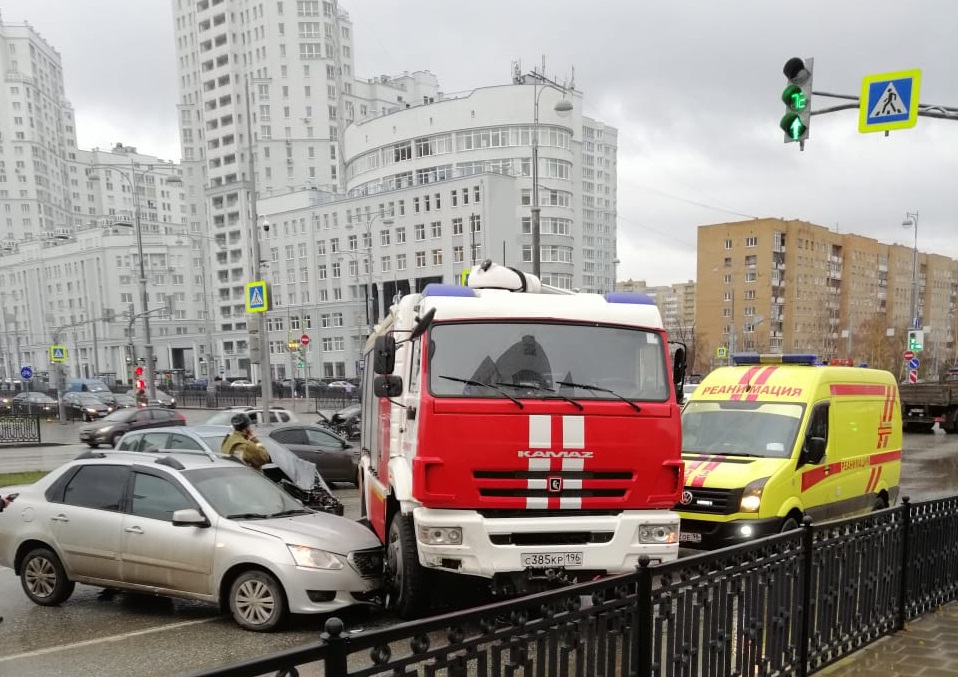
681,401,805,459
428,321,670,402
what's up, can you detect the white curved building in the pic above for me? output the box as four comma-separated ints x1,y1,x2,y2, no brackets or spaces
342,78,617,291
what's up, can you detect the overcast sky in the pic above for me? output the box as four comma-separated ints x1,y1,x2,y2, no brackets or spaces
3,0,956,285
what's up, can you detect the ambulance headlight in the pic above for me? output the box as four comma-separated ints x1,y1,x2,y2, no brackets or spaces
739,477,770,513
417,526,462,545
638,524,678,544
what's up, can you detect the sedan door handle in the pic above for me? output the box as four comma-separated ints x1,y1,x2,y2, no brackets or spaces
124,526,144,534
50,514,69,523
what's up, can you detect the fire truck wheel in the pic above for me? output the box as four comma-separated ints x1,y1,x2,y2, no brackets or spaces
386,512,427,619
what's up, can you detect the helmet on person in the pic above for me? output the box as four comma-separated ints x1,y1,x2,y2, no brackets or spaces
230,412,253,431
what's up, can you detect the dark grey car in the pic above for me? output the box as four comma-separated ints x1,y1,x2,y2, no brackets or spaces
266,424,359,485
62,392,110,421
79,406,186,448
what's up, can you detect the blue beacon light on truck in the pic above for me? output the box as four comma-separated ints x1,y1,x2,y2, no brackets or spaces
604,292,656,305
732,353,818,366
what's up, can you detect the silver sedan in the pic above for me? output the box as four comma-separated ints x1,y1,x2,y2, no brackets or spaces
0,450,383,631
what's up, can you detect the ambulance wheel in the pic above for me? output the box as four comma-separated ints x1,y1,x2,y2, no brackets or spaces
780,516,800,533
385,512,428,619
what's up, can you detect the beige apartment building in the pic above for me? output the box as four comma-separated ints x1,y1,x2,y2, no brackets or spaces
696,218,958,377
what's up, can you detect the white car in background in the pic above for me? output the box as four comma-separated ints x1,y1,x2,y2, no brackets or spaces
228,379,257,389
205,406,299,425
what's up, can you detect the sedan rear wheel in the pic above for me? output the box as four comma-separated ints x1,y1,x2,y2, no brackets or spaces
229,570,287,631
21,547,75,606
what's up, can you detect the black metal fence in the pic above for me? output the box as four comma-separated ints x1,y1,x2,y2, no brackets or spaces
187,495,958,677
0,414,42,445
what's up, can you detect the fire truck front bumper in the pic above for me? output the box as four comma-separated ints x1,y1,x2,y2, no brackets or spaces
411,508,680,579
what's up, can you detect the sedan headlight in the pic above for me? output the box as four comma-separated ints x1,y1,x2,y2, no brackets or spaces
417,526,462,545
740,477,770,513
288,544,345,570
638,524,678,544
97,426,114,433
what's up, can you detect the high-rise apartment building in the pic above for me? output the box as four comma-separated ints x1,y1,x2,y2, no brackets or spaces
696,218,958,375
0,13,79,244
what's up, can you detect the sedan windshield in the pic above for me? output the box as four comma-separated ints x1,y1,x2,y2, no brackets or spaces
184,466,304,518
428,321,670,402
682,401,805,458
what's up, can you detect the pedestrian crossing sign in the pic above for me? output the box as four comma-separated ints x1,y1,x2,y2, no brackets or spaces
859,69,921,133
245,280,269,313
50,345,67,362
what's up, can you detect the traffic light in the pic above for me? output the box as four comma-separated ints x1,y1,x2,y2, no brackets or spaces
135,379,146,391
780,57,813,145
134,366,144,377
908,330,924,351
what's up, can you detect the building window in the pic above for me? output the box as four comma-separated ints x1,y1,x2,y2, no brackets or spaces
453,245,464,263
415,223,426,241
431,249,443,265
430,221,442,238
746,236,758,247
452,217,463,235
397,254,407,271
396,227,406,244
415,251,426,268
725,239,733,249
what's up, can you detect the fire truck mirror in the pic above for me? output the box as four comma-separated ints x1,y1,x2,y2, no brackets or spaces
374,374,403,398
672,345,687,399
408,308,437,342
374,335,397,374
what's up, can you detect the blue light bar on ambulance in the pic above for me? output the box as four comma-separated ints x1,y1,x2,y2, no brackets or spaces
421,284,476,298
604,292,656,305
731,353,818,366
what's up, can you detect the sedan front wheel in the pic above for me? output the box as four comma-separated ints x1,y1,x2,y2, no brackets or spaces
228,570,288,631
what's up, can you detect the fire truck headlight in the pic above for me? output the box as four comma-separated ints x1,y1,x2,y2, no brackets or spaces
739,477,770,513
417,526,462,546
638,524,678,544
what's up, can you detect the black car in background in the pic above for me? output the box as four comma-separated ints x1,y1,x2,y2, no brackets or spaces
62,392,110,421
96,392,137,413
266,424,359,485
79,406,186,448
11,392,58,418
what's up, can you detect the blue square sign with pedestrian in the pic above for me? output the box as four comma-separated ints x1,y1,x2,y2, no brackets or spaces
859,69,921,133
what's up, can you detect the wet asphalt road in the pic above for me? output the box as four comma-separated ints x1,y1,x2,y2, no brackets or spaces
2,430,958,676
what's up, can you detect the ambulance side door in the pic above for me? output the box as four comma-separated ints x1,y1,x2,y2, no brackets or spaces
799,402,844,521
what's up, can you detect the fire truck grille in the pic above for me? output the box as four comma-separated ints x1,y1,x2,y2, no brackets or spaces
474,470,632,500
489,531,614,546
675,487,743,515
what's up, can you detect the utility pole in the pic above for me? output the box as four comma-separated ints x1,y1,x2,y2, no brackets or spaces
245,75,272,421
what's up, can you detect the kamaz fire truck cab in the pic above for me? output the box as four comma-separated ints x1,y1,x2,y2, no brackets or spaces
359,261,687,618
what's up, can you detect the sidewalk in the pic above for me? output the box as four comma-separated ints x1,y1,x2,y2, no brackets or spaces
819,601,958,676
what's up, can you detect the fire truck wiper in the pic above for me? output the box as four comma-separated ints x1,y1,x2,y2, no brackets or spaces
494,382,584,411
438,375,524,409
556,381,642,413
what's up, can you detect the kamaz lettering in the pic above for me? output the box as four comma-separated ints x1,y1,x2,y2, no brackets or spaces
518,450,595,459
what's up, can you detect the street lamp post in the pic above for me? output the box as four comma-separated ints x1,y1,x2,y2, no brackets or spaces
342,213,393,376
612,258,621,293
89,163,181,402
530,73,573,279
902,211,920,329
178,231,220,406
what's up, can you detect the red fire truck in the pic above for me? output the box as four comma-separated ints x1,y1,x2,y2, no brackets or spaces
359,262,687,617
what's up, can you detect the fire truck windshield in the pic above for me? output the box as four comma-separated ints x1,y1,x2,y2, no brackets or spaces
428,321,670,402
681,401,805,458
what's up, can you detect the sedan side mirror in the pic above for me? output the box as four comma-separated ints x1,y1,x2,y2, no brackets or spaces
172,508,210,528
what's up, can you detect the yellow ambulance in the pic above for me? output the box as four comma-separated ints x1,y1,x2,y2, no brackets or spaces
678,354,902,549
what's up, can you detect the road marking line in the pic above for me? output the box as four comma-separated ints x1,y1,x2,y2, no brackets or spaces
0,617,218,662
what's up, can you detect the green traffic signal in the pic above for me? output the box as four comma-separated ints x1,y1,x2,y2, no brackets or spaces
780,113,807,140
781,85,807,111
